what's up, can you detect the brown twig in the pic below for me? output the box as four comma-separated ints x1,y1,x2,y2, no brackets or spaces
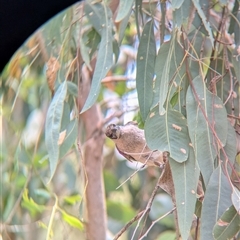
113,174,162,240
139,207,176,239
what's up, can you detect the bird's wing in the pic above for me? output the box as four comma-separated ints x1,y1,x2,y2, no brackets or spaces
116,145,136,162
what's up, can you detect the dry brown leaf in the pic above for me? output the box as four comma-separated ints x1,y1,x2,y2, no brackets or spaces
46,57,60,95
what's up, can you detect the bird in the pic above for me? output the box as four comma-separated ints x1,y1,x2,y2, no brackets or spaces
105,122,166,168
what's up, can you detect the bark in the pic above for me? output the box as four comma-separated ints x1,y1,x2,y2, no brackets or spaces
78,66,106,240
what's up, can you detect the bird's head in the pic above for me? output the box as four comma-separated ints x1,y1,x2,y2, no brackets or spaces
105,124,121,139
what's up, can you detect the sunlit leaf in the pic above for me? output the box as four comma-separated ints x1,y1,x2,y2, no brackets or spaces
213,205,240,240
169,148,199,240
64,194,82,205
200,166,232,240
61,209,84,231
145,107,189,162
136,19,156,121
116,0,134,22
186,76,228,185
21,189,46,217
45,81,67,181
81,2,114,113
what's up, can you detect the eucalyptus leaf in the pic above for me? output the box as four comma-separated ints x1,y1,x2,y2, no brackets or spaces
59,119,78,158
172,0,191,27
186,76,228,185
169,147,199,240
192,0,214,46
115,0,134,22
145,107,189,162
81,2,114,113
67,81,78,97
200,166,232,240
231,186,240,213
45,81,67,181
171,0,184,10
213,205,240,240
136,19,156,121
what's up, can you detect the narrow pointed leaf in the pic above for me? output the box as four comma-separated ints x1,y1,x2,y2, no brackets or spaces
61,209,84,231
213,205,240,240
231,186,240,213
186,76,228,185
81,3,113,113
116,0,134,22
154,33,185,115
45,81,67,181
172,0,184,10
221,122,237,174
59,119,78,158
136,19,156,121
169,148,199,240
200,166,232,240
145,107,189,162
192,0,214,46
172,0,191,27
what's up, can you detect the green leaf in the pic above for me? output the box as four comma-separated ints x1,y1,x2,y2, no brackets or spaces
136,19,156,121
145,107,189,162
150,194,175,228
67,81,78,97
106,200,136,222
21,189,46,217
86,27,101,58
234,11,240,48
169,148,199,240
171,0,184,10
228,0,239,34
81,2,113,113
103,170,121,194
231,186,240,214
192,0,214,46
157,231,176,240
221,122,237,174
170,87,182,108
115,0,134,22
118,9,131,44
213,205,240,240
186,76,228,185
79,33,92,71
45,81,67,181
64,194,82,205
154,33,185,115
200,166,232,240
60,102,70,131
172,0,191,27
61,209,84,231
219,0,228,6
59,119,78,158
